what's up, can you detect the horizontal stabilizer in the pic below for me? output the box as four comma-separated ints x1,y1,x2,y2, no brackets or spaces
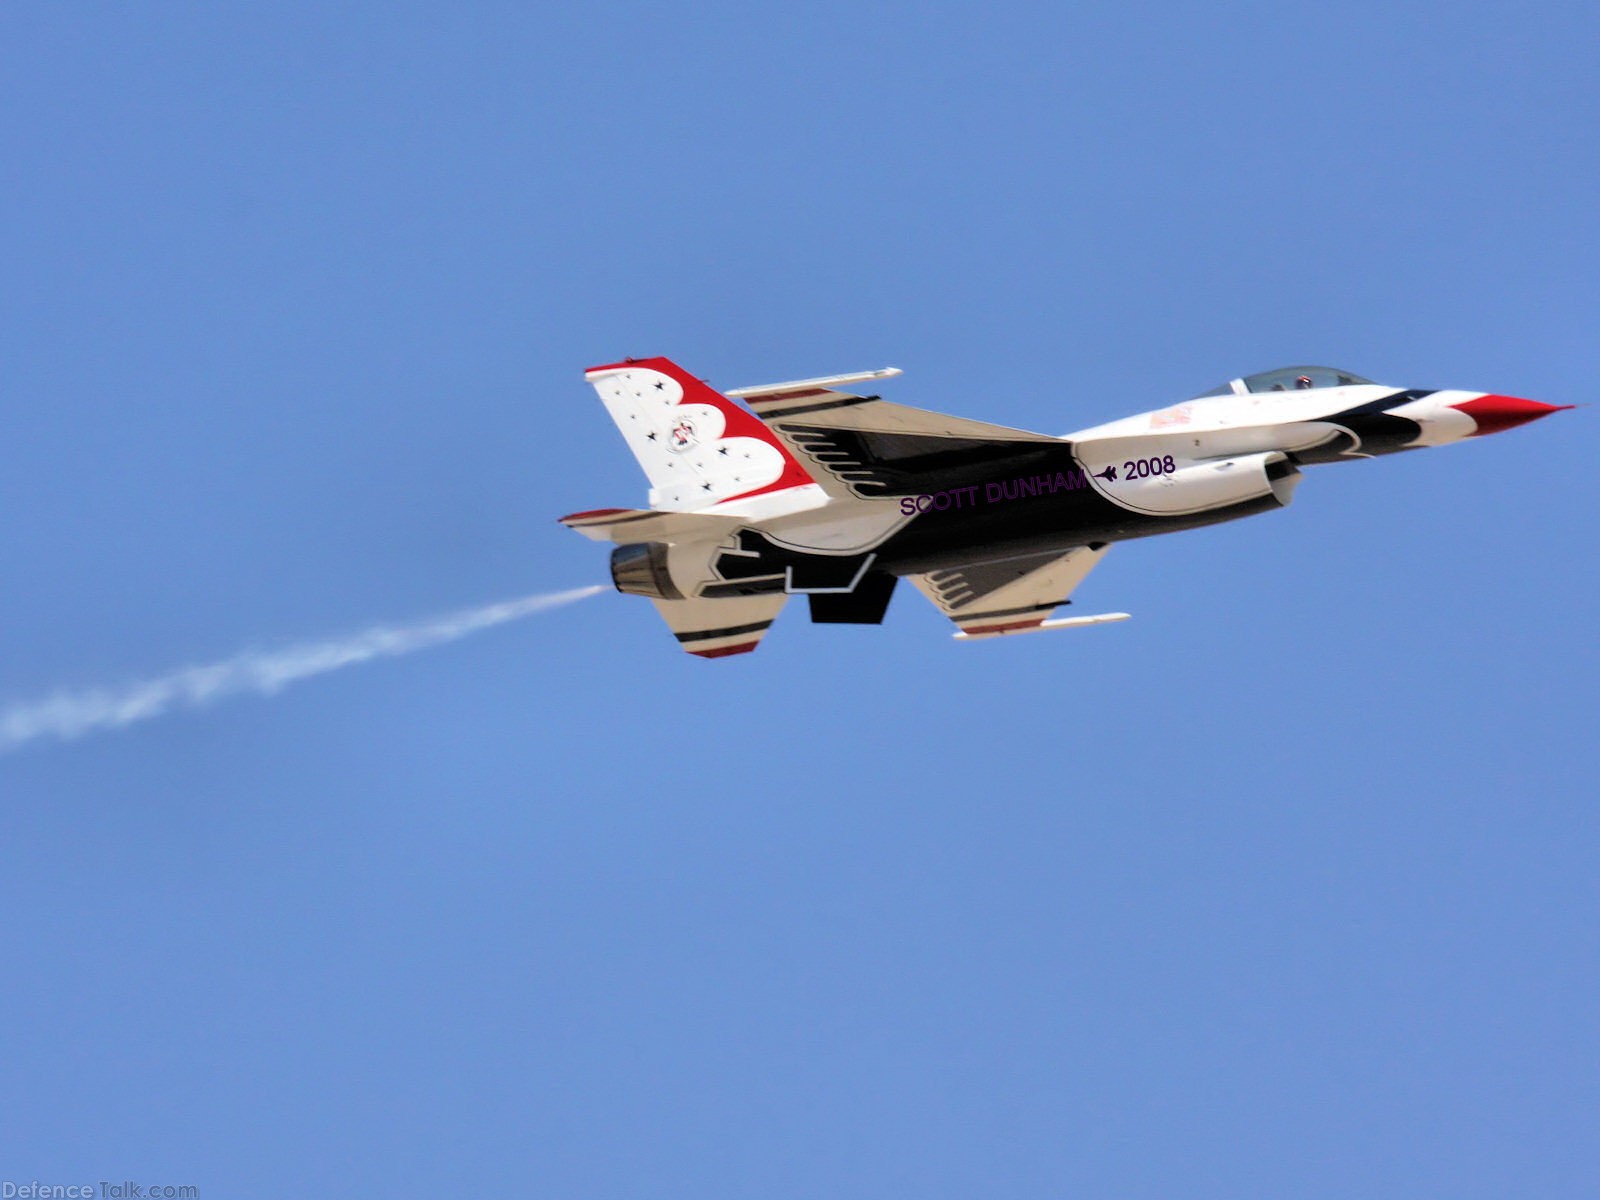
650,592,788,659
558,506,743,544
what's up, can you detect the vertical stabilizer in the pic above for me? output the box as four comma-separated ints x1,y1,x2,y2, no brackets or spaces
584,356,820,512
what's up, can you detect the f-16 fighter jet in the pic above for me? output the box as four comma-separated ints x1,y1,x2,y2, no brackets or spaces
560,358,1571,657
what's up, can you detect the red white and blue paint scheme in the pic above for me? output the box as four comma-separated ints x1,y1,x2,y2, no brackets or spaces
561,358,1572,658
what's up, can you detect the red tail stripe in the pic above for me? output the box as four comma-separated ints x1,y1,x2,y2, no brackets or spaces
688,641,760,659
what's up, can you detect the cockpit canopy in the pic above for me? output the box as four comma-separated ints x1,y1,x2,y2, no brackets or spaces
1191,365,1374,399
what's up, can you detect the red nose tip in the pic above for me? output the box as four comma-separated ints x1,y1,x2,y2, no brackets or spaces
1449,394,1575,436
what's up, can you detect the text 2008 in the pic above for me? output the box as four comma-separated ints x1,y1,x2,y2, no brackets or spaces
1124,455,1176,479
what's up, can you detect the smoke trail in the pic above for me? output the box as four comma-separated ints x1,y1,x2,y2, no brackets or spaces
0,585,606,755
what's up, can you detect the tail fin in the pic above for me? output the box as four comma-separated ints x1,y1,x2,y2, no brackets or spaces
584,357,819,512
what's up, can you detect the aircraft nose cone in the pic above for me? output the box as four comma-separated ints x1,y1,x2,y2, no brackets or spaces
1449,394,1575,436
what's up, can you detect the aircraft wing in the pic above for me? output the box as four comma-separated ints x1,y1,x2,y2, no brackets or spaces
777,423,1069,500
729,371,1063,501
908,545,1127,639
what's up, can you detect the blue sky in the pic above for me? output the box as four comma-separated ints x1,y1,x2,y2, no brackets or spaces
2,2,1596,1196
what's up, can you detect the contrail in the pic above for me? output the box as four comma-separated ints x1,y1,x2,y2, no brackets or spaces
0,584,606,755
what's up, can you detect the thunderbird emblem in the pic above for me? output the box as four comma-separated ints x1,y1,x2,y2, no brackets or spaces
667,418,697,452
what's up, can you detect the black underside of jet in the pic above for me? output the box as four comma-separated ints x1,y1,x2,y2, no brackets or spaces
703,441,1281,619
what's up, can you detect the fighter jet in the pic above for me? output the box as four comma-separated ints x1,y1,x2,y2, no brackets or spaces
560,357,1571,657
